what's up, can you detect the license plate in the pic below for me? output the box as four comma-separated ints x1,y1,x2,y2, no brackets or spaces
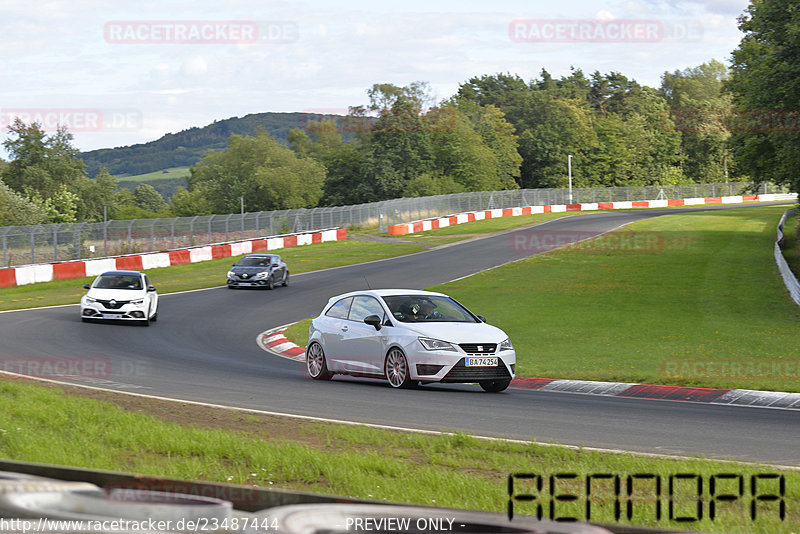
102,313,123,319
238,282,253,286
465,357,497,367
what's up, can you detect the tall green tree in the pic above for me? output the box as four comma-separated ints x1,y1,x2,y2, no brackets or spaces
661,60,734,183
728,0,800,190
189,132,325,212
134,183,168,213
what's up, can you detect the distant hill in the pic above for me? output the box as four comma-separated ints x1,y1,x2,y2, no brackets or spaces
79,111,347,178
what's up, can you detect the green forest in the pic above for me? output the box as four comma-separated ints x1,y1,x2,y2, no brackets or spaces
1,0,798,225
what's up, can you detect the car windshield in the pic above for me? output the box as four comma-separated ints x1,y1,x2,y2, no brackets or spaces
237,256,271,267
94,274,142,290
381,295,477,323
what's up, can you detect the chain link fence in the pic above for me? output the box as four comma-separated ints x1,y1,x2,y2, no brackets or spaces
0,182,790,268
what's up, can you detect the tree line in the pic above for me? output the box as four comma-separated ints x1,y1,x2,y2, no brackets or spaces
1,16,796,226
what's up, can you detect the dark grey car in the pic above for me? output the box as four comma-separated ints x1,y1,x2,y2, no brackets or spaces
226,254,289,289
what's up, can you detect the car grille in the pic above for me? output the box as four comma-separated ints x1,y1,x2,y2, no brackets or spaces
458,343,497,354
441,358,511,382
96,299,130,309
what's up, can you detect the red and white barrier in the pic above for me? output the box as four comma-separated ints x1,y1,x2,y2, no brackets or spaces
387,193,797,236
0,228,347,288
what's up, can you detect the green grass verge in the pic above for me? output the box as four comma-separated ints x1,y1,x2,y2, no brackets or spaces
0,378,795,533
0,240,423,312
114,166,191,182
284,206,800,392
430,205,800,391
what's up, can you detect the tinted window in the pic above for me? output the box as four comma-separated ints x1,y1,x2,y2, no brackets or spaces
325,297,352,319
95,274,143,290
382,295,477,323
348,296,385,322
238,256,271,266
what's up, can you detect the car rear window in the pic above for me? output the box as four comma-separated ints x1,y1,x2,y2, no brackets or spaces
325,297,352,319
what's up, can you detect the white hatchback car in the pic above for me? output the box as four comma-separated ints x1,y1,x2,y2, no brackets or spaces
80,270,158,326
306,289,516,392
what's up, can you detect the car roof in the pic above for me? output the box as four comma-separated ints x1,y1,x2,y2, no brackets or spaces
242,254,274,258
98,270,143,276
327,289,447,303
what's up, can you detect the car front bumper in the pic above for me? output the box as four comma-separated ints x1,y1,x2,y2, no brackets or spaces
80,303,149,321
407,348,516,383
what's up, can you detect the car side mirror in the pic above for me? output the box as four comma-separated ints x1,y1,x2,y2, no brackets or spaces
83,283,91,290
232,263,236,267
364,315,382,330
476,315,486,323
272,263,279,267
147,285,157,292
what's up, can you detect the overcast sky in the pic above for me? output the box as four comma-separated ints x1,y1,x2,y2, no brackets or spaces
0,0,751,157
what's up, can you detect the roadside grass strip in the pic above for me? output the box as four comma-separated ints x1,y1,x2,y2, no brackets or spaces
0,377,797,533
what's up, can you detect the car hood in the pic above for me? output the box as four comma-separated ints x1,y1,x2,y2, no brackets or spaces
86,288,147,300
395,321,509,344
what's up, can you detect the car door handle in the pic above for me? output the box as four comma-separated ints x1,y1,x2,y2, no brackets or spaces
341,325,348,331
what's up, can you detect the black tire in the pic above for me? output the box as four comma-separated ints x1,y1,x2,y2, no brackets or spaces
282,270,289,287
385,348,415,388
150,311,158,322
227,284,235,289
81,317,89,323
479,379,511,393
306,342,332,380
266,275,274,290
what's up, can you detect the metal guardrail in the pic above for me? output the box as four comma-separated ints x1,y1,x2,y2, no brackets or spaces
0,182,789,268
775,209,800,306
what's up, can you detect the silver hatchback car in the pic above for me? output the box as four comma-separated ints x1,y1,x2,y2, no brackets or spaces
306,289,515,392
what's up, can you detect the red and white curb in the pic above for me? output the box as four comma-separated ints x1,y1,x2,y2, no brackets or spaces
0,228,347,288
258,327,800,409
257,325,306,362
387,193,798,236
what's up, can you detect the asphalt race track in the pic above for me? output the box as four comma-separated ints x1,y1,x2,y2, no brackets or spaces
1,203,798,466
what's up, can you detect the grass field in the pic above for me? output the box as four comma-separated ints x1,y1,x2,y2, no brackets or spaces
286,206,800,392
114,166,191,182
0,377,795,533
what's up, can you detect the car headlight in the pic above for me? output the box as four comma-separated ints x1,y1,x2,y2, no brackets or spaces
418,337,457,351
254,271,269,279
131,299,144,305
227,271,235,278
84,296,96,304
499,338,514,351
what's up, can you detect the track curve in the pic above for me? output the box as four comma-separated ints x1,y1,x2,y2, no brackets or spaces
2,204,798,465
